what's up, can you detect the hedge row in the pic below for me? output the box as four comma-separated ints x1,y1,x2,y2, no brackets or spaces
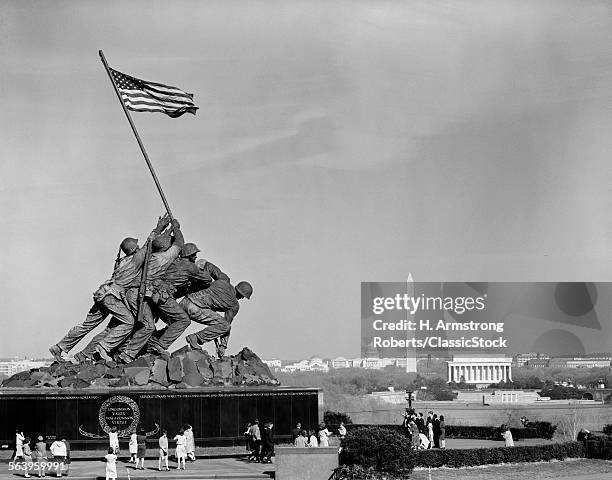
335,423,555,440
413,442,585,468
445,421,556,440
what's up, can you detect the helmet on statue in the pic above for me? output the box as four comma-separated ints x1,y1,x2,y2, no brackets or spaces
235,281,253,299
152,234,172,252
120,237,139,255
181,243,200,258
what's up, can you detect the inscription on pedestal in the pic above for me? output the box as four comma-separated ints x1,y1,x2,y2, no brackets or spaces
99,395,140,435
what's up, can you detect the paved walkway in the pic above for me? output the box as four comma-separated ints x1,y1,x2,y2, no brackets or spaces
1,458,273,480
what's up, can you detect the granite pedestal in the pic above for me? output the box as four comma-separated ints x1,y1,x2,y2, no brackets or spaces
0,386,321,450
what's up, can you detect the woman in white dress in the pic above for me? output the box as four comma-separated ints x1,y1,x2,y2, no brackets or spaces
318,424,332,447
502,426,514,447
108,427,119,454
174,429,187,470
184,424,196,461
128,432,138,463
105,447,117,480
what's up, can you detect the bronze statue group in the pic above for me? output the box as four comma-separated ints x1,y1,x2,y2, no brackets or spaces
49,214,253,364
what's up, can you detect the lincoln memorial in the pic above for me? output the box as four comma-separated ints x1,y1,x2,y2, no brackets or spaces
447,355,512,386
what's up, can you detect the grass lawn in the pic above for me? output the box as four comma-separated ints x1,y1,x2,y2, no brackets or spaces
410,459,612,480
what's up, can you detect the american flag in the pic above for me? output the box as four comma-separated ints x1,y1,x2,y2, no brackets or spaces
110,68,198,118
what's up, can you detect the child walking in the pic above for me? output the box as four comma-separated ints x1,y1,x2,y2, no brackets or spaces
173,429,186,470
128,432,138,463
105,447,117,480
158,430,169,471
108,427,119,455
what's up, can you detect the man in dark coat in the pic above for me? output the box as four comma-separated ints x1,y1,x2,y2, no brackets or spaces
260,423,274,464
290,423,302,444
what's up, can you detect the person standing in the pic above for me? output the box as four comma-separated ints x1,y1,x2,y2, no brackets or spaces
108,427,119,455
439,415,446,449
291,423,302,444
61,437,70,477
34,436,47,478
248,420,261,462
244,423,252,452
427,420,434,449
318,424,332,447
338,422,347,440
184,424,196,462
49,437,67,478
173,429,187,470
409,419,420,450
14,429,25,461
260,423,274,464
502,425,514,447
307,430,318,447
416,413,425,434
136,429,147,470
158,430,169,471
128,432,138,463
432,414,440,448
294,431,308,447
23,438,33,478
105,447,117,480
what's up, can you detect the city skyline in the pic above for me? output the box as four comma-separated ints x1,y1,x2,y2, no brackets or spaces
3,1,612,360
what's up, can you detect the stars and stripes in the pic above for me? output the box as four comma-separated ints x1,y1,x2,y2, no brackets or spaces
110,68,199,118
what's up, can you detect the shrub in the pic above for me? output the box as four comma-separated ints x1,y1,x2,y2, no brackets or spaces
414,441,584,468
602,424,612,436
340,426,415,476
333,465,406,480
584,433,612,460
324,410,353,425
528,421,557,440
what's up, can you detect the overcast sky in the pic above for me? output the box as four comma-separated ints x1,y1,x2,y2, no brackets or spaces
2,0,612,360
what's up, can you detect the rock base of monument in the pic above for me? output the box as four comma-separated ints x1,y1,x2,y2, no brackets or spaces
0,386,321,449
2,346,278,389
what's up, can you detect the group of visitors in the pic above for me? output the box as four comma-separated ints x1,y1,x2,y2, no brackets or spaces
402,410,446,450
244,420,275,463
12,429,70,478
290,421,341,448
104,424,196,479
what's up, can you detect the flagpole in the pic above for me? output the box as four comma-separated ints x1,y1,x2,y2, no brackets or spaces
98,49,174,222
99,50,174,337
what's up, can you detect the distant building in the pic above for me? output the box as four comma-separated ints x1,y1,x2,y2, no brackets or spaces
280,357,330,373
513,352,550,367
526,358,550,368
447,355,512,386
549,357,611,369
331,357,351,369
262,359,282,370
0,359,51,377
279,356,415,371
